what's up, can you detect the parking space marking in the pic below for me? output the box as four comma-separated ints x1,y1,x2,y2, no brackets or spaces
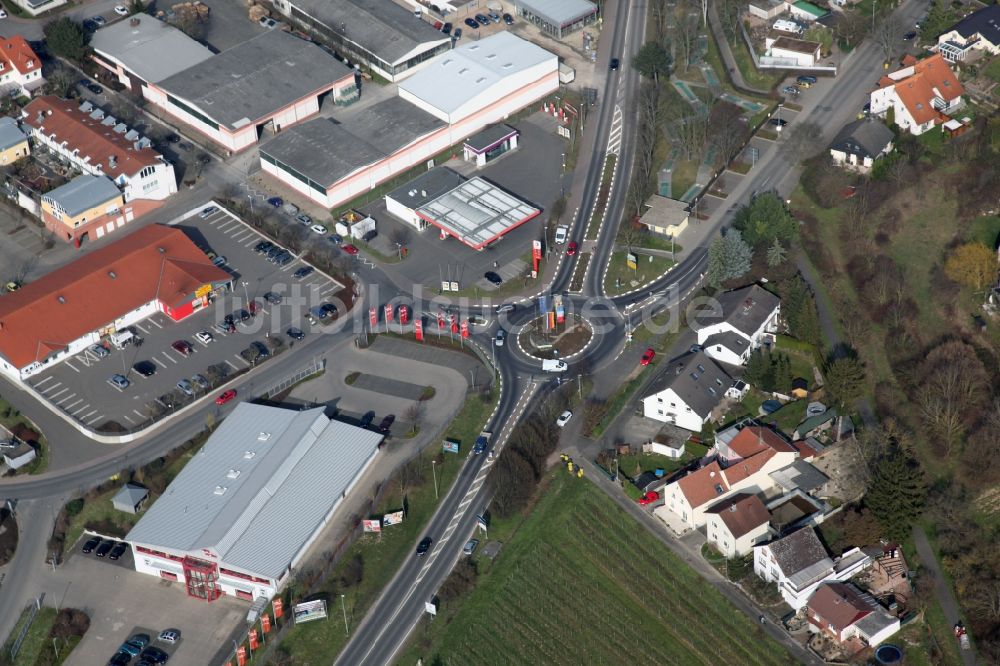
225,359,239,370
62,398,83,410
136,324,151,335
233,354,247,365
147,319,163,329
153,357,167,368
72,404,92,416
123,414,135,424
63,359,81,373
86,413,103,425
232,230,254,242
217,220,238,232
244,237,261,248
133,409,145,419
320,285,338,296
56,392,77,406
48,387,69,400
34,376,54,388
162,352,178,364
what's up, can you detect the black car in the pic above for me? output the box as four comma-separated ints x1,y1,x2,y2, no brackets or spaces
109,542,128,561
251,341,270,358
95,541,114,557
464,17,479,28
610,58,621,70
503,12,513,24
769,118,788,127
442,21,452,34
133,361,157,378
253,240,273,253
164,133,181,144
266,246,283,260
362,229,378,242
796,74,817,84
360,410,376,428
903,31,917,40
108,653,131,666
378,414,395,434
276,252,293,266
139,646,169,664
320,302,339,316
484,271,503,286
293,266,314,279
286,327,305,341
264,292,282,305
453,27,462,40
82,536,101,554
416,537,433,556
236,309,251,323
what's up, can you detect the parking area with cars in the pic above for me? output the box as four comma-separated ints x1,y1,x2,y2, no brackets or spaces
55,536,246,666
24,205,346,433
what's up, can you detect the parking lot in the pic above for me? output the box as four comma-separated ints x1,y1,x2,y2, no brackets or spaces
55,539,246,666
25,206,346,433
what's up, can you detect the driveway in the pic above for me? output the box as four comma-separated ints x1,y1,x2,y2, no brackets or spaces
913,526,977,666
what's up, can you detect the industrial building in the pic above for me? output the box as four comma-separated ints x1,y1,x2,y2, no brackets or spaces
144,30,357,152
384,167,467,230
511,0,599,38
126,403,383,602
274,0,451,81
415,177,540,249
260,32,558,209
0,224,231,382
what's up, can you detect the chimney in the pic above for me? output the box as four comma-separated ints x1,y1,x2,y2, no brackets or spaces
109,155,117,169
130,17,141,27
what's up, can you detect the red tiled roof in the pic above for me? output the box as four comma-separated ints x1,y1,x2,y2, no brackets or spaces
723,449,776,484
887,53,964,126
677,461,730,508
22,96,161,180
706,493,770,538
808,583,872,632
728,426,797,458
0,36,40,76
0,225,229,369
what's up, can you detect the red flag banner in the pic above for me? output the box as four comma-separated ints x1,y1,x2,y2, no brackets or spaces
451,321,459,334
368,307,377,329
237,647,247,666
400,305,409,325
415,320,424,341
262,614,271,634
461,320,470,338
273,598,284,618
384,303,394,323
437,312,445,329
249,629,259,650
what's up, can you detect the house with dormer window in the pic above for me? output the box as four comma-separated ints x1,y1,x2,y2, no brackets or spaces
869,53,964,136
0,36,44,97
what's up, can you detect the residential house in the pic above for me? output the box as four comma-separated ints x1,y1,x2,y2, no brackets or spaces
869,53,964,136
754,526,871,609
112,483,149,514
0,116,29,165
828,118,895,173
766,36,822,67
807,582,900,649
936,4,1000,62
640,194,689,238
705,493,772,557
40,175,125,242
695,284,781,366
0,36,44,98
793,408,838,441
641,352,738,431
22,96,177,203
1,441,36,470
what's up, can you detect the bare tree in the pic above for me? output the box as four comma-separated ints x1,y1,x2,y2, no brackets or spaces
717,0,744,40
649,0,670,40
873,15,904,62
708,101,748,165
10,256,37,285
916,340,988,455
44,65,76,98
834,10,869,49
404,401,425,435
780,120,824,163
675,13,700,71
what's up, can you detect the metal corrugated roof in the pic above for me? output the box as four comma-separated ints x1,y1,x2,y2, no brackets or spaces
126,403,382,578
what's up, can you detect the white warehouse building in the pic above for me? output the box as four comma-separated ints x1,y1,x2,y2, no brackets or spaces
126,403,383,603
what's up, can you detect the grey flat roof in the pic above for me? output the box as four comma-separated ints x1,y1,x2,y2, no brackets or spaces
157,29,353,130
398,32,557,119
0,116,26,152
91,16,214,84
290,0,450,64
261,97,444,187
127,403,382,579
464,124,518,153
416,177,540,249
515,0,598,26
385,167,467,211
42,175,121,217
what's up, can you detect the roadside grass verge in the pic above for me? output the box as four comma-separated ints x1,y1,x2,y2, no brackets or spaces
0,395,48,475
603,250,674,296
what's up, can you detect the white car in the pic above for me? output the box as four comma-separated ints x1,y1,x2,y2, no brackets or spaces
0,9,8,18
195,331,214,344
554,225,568,244
556,410,572,427
310,224,328,235
114,5,129,15
495,329,506,347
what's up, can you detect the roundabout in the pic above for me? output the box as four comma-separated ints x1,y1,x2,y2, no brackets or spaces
516,313,594,361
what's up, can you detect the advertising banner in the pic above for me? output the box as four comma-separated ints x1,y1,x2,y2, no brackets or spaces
414,320,424,341
460,320,469,338
273,598,284,618
362,519,381,532
532,240,542,272
399,306,409,325
554,294,565,324
626,252,638,270
437,312,445,329
442,439,460,454
451,321,459,334
294,600,328,624
383,510,404,526
248,629,259,650
237,647,246,666
384,303,393,323
262,614,271,634
369,307,377,329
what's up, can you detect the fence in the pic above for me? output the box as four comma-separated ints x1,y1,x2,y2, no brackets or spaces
259,357,326,400
739,23,838,73
8,597,42,661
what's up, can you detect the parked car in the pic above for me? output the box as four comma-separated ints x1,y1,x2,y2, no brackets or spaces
91,15,107,26
133,361,156,377
96,540,114,557
360,410,376,427
175,379,194,397
293,266,314,279
139,646,169,664
87,82,103,94
109,542,128,561
464,17,479,28
640,347,656,366
781,85,800,95
89,343,110,359
82,536,101,553
191,374,210,391
215,389,237,405
275,251,293,266
171,339,193,356
114,4,129,15
259,16,278,28
556,410,572,427
157,630,180,644
566,241,578,256
484,271,503,286
254,240,274,253
108,653,131,666
453,27,462,39
235,309,251,323
503,13,513,24
378,414,395,434
903,30,917,40
310,224,327,235
463,539,479,555
328,234,343,245
416,536,433,556
475,13,490,23
251,341,270,358
264,292,282,305
488,11,501,22
286,327,305,340
198,206,217,218
195,330,214,344
211,256,227,267
296,212,312,226
769,118,788,127
638,490,660,506
442,21,452,33
362,229,378,242
267,196,284,207
309,305,328,321
495,329,506,347
796,74,817,84
320,302,338,316
108,374,130,390
342,244,360,255
554,225,568,244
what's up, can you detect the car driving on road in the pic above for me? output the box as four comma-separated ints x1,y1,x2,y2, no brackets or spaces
416,537,433,556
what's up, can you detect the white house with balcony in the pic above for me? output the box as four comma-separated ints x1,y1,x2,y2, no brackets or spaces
694,284,780,366
869,53,964,136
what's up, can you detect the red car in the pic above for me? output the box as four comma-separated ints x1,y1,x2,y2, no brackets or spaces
215,389,237,405
566,241,578,256
638,491,660,506
640,347,656,366
171,339,193,356
342,244,359,255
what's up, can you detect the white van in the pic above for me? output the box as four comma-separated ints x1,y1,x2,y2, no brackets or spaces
542,359,568,373
109,330,134,350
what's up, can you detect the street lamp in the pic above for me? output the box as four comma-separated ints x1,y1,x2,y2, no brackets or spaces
431,460,439,499
560,152,566,197
340,594,349,636
241,280,249,305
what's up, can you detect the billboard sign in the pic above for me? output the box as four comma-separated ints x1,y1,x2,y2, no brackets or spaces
294,600,328,624
554,294,565,324
362,519,381,533
442,439,460,454
261,614,271,633
383,510,404,526
626,253,638,270
237,646,247,666
425,600,437,616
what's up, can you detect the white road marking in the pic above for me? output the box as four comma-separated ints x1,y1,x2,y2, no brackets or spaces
56,392,77,405
123,414,135,424
153,357,167,368
133,409,145,418
147,318,163,329
136,324,150,335
72,404,92,416
48,387,69,400
86,413,104,425
225,360,239,370
64,360,80,373
62,398,83,410
163,352,178,365
34,376,54,388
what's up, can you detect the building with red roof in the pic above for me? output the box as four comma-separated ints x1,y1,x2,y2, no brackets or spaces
705,493,772,557
0,224,231,382
869,53,964,135
807,582,900,649
0,36,44,97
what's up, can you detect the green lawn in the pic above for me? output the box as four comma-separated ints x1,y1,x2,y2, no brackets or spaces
399,473,795,665
762,400,808,437
604,251,674,296
671,159,698,197
984,56,1000,84
275,386,498,663
0,395,48,475
627,233,683,255
966,215,1000,247
619,443,709,481
773,335,818,385
0,606,83,666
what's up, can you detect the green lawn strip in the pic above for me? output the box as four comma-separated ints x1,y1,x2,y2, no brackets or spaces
604,250,674,296
276,387,498,663
921,595,965,666
985,57,1000,84
965,215,1000,246
773,335,819,384
627,234,682,254
402,473,793,664
589,368,652,438
0,395,48,475
584,155,617,242
729,35,784,91
62,494,144,558
761,400,808,437
4,607,56,666
671,159,698,197
619,444,708,482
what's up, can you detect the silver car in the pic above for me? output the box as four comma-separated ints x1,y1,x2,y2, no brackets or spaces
191,374,210,391
89,344,110,359
176,379,194,397
108,374,130,390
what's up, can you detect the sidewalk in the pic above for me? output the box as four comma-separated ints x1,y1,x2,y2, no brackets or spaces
707,2,771,97
913,526,977,666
